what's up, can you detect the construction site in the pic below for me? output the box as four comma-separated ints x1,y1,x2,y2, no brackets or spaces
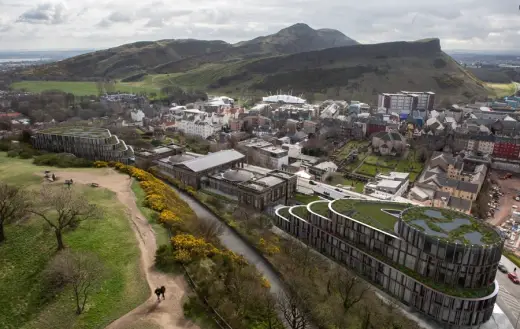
490,170,520,251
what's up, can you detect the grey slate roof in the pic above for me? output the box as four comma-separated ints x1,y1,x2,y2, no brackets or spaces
447,196,472,212
177,150,245,173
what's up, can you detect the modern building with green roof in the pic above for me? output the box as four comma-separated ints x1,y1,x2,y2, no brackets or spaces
275,199,503,328
32,126,134,163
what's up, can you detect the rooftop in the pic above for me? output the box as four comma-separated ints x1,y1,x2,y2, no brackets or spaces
177,149,245,173
331,199,410,234
308,200,330,218
402,207,501,245
291,205,309,220
39,126,111,138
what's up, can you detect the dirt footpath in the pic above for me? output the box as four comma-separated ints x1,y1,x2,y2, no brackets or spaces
54,169,199,329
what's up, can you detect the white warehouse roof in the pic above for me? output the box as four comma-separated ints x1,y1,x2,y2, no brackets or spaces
262,95,306,104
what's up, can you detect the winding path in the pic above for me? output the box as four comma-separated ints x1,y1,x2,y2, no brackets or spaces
53,169,199,329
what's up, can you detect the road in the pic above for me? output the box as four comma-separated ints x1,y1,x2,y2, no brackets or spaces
296,177,377,200
496,255,520,328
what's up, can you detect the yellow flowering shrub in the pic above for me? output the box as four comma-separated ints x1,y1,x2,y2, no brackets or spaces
173,249,192,264
159,210,182,224
93,161,109,168
171,233,219,261
260,277,271,289
259,238,280,255
145,193,167,212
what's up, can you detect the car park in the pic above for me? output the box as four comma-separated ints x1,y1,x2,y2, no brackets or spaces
508,272,520,284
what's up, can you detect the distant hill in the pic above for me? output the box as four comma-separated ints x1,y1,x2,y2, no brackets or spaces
154,23,358,74
17,26,488,103
164,38,488,103
25,23,358,79
24,39,233,79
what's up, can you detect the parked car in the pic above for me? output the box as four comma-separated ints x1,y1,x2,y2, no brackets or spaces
508,272,519,284
498,263,508,273
309,180,317,185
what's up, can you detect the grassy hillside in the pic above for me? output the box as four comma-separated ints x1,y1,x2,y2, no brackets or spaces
21,23,358,80
13,38,491,103
163,39,488,103
0,155,148,329
22,39,232,80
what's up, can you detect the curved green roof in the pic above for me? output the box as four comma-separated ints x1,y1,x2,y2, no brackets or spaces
330,199,410,234
402,207,501,245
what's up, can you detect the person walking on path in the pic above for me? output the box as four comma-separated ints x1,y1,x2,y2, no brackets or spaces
160,286,166,300
154,287,161,302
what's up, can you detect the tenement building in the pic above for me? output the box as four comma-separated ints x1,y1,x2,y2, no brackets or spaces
32,126,135,163
275,200,502,328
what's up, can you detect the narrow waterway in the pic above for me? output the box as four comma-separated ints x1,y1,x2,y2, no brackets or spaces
168,183,286,295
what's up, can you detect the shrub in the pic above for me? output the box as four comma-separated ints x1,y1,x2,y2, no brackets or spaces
93,161,109,168
33,154,93,168
7,150,19,157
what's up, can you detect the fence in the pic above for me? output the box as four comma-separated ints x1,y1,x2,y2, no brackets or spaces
181,264,234,329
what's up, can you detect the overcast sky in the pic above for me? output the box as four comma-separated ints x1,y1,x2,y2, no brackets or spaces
0,0,519,51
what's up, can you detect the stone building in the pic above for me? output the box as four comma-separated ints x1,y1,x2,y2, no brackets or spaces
275,200,502,328
31,126,134,163
156,149,245,188
134,144,184,169
206,166,297,210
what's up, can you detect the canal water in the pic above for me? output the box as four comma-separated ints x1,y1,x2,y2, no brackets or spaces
168,184,286,295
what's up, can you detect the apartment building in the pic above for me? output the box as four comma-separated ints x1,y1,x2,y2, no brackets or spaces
378,93,418,115
275,200,502,328
238,138,289,169
176,110,223,139
401,91,436,111
32,126,134,163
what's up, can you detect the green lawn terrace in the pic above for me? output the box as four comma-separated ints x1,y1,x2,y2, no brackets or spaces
277,206,290,219
402,207,502,246
330,199,410,235
308,200,330,218
39,126,111,139
290,205,309,220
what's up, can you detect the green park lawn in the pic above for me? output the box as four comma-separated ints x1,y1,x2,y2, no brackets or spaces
0,154,148,329
11,80,162,96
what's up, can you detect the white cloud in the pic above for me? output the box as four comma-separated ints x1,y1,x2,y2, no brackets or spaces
17,2,68,24
0,0,518,51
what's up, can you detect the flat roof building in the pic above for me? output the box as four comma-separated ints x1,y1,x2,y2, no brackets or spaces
32,126,134,164
275,200,502,328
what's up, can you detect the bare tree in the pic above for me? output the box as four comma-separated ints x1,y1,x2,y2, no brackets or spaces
262,291,283,329
46,250,104,314
196,216,224,241
0,183,31,243
276,290,310,329
330,266,370,315
31,186,101,250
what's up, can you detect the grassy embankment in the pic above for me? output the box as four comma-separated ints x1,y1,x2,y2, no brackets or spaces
0,154,148,329
11,77,164,97
486,82,517,99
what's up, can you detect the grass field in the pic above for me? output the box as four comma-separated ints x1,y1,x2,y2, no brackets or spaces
11,80,163,96
0,154,148,329
486,82,517,99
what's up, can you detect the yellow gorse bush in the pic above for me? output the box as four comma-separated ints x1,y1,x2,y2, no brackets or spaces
93,161,109,168
159,210,182,224
109,162,249,266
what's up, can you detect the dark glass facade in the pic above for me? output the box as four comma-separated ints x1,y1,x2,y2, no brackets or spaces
274,200,503,328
